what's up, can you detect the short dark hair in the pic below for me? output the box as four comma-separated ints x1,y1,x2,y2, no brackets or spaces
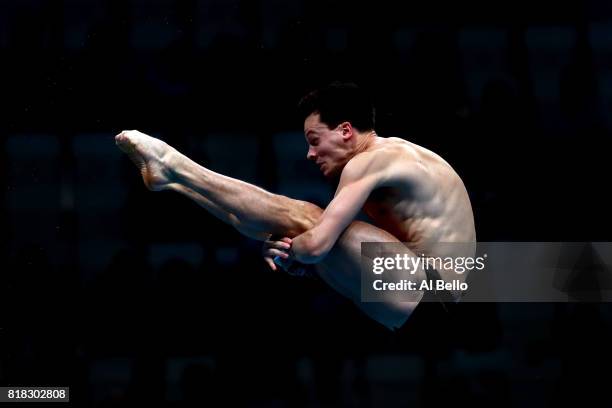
298,82,375,132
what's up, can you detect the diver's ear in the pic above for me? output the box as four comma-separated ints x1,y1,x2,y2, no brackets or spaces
339,121,353,141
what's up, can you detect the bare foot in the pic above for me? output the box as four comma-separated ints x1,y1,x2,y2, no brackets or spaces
115,130,176,191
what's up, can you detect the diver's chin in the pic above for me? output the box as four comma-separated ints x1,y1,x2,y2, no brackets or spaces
322,167,341,183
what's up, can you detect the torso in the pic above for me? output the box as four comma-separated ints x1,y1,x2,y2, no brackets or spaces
361,137,476,256
315,136,477,326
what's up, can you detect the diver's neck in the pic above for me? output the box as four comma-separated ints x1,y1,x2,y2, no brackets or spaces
354,130,378,155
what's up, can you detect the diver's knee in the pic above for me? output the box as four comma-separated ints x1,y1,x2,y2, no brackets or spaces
286,200,322,235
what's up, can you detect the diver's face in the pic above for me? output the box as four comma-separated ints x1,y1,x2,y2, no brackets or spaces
304,113,350,178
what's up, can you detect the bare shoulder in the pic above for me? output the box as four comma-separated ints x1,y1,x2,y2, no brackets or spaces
341,138,421,186
367,137,464,190
373,138,426,172
340,150,386,182
383,137,457,172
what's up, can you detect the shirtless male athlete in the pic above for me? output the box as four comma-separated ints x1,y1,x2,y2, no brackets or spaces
115,82,476,331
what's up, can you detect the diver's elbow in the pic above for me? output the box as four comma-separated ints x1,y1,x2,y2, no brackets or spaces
296,236,330,264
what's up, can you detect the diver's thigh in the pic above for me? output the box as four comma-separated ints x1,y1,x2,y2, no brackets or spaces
315,221,423,330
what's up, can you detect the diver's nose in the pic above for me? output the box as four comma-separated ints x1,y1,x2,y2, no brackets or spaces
307,147,317,161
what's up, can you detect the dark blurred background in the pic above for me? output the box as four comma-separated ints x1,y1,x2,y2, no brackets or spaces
1,0,612,406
